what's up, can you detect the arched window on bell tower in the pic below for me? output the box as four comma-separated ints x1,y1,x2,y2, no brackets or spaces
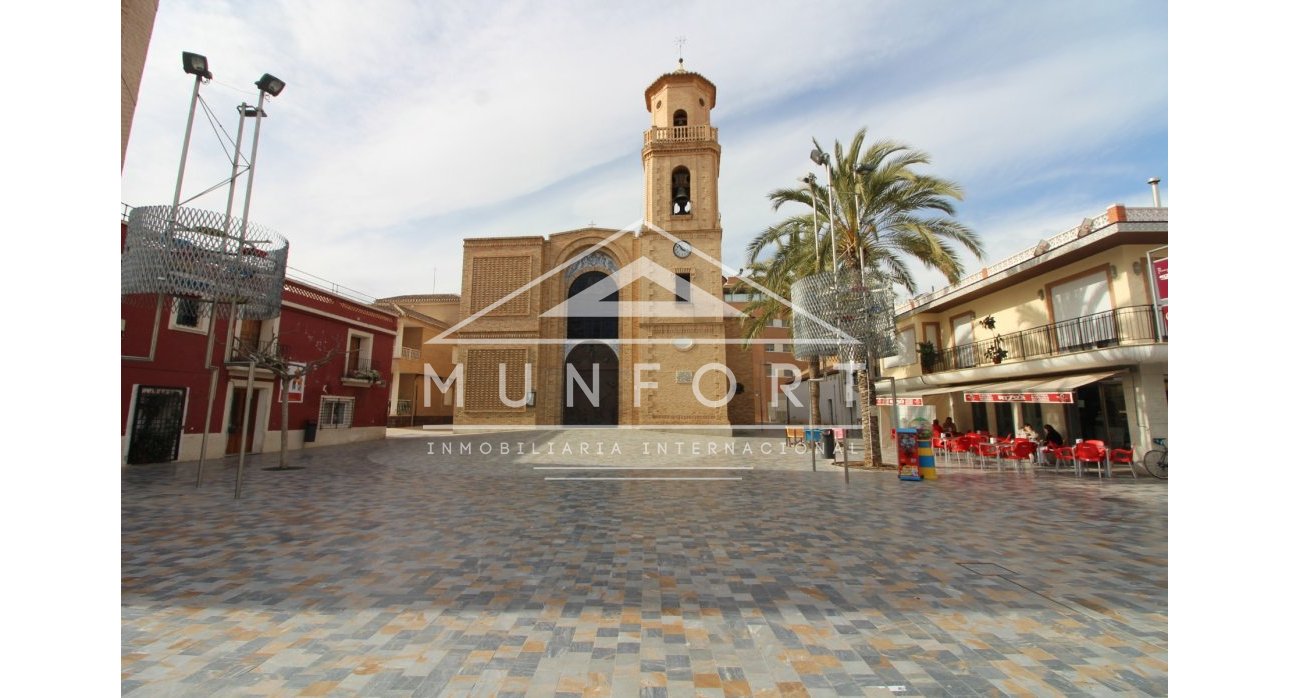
672,109,688,127
671,166,691,215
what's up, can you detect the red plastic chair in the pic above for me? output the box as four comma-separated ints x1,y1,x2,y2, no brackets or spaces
1074,441,1107,478
946,436,973,467
975,441,1002,470
1051,445,1076,474
963,434,988,467
1000,440,1036,472
1107,447,1138,479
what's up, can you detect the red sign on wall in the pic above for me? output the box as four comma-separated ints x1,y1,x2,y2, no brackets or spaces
876,397,925,406
964,392,1074,404
1152,257,1168,302
280,363,305,403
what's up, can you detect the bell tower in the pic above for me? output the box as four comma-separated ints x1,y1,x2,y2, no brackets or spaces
632,61,731,435
642,60,721,234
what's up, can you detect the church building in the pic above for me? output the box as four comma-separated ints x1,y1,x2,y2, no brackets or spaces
435,63,741,433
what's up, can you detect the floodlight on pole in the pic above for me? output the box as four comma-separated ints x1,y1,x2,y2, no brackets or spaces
181,51,212,80
234,73,285,500
236,77,282,250
196,101,265,489
810,149,837,274
851,163,876,278
255,73,286,97
170,52,213,233
801,174,820,269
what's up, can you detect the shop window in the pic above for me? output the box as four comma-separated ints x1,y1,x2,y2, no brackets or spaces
970,402,988,433
993,403,1016,438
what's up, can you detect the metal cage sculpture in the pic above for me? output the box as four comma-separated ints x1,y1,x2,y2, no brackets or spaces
790,268,897,363
121,205,289,319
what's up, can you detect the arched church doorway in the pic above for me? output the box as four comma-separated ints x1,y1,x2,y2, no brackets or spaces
563,271,619,425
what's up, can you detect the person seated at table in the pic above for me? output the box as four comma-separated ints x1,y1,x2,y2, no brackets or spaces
1019,424,1039,442
932,419,943,439
943,416,957,436
1042,424,1063,448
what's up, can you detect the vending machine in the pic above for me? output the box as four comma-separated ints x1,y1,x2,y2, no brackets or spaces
897,427,922,481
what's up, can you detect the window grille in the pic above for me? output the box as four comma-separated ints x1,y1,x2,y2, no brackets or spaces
319,397,355,428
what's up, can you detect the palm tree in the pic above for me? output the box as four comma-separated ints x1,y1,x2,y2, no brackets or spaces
747,128,984,466
740,217,829,428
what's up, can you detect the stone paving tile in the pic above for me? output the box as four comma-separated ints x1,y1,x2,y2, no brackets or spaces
123,429,1167,695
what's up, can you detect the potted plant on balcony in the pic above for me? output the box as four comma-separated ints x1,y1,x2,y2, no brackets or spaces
978,315,997,331
984,341,1008,364
916,341,937,372
349,367,386,386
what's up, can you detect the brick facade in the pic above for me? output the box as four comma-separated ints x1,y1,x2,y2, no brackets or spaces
447,66,733,433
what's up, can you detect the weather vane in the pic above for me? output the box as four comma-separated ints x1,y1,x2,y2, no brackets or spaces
676,36,686,62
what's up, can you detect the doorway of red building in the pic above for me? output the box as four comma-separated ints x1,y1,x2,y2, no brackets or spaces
226,387,264,455
127,386,187,464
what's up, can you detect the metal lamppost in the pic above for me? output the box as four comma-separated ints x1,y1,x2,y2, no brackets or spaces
195,102,259,487
850,162,880,437
804,148,835,273
801,174,820,269
195,102,270,488
168,53,213,473
810,148,843,469
233,73,286,500
170,52,213,232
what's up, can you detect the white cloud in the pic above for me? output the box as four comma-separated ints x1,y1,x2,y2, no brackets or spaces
122,0,1166,300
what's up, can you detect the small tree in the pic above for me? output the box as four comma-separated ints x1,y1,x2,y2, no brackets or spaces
242,335,348,470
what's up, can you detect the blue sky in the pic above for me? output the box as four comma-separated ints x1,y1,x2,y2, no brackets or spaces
121,0,1168,300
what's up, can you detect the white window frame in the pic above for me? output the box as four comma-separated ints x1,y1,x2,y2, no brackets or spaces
1051,272,1113,349
168,297,210,334
897,327,916,365
952,314,976,368
345,329,375,373
319,396,355,429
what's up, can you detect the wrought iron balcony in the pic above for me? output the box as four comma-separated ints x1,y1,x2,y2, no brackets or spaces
923,305,1166,373
228,337,286,363
344,357,386,386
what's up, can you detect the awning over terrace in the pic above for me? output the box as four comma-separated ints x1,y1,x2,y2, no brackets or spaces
875,371,1120,405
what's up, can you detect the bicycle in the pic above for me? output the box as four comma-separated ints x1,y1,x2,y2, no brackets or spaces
1142,437,1167,479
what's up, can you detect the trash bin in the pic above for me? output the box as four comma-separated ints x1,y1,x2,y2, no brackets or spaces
303,420,318,443
822,429,836,459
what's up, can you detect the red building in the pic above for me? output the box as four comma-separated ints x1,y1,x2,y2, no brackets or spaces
121,224,397,464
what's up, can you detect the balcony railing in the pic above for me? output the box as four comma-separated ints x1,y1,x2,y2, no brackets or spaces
925,305,1165,373
400,346,421,360
228,337,286,363
344,356,387,386
643,124,718,147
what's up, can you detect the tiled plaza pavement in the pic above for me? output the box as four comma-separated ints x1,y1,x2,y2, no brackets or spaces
123,429,1167,696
